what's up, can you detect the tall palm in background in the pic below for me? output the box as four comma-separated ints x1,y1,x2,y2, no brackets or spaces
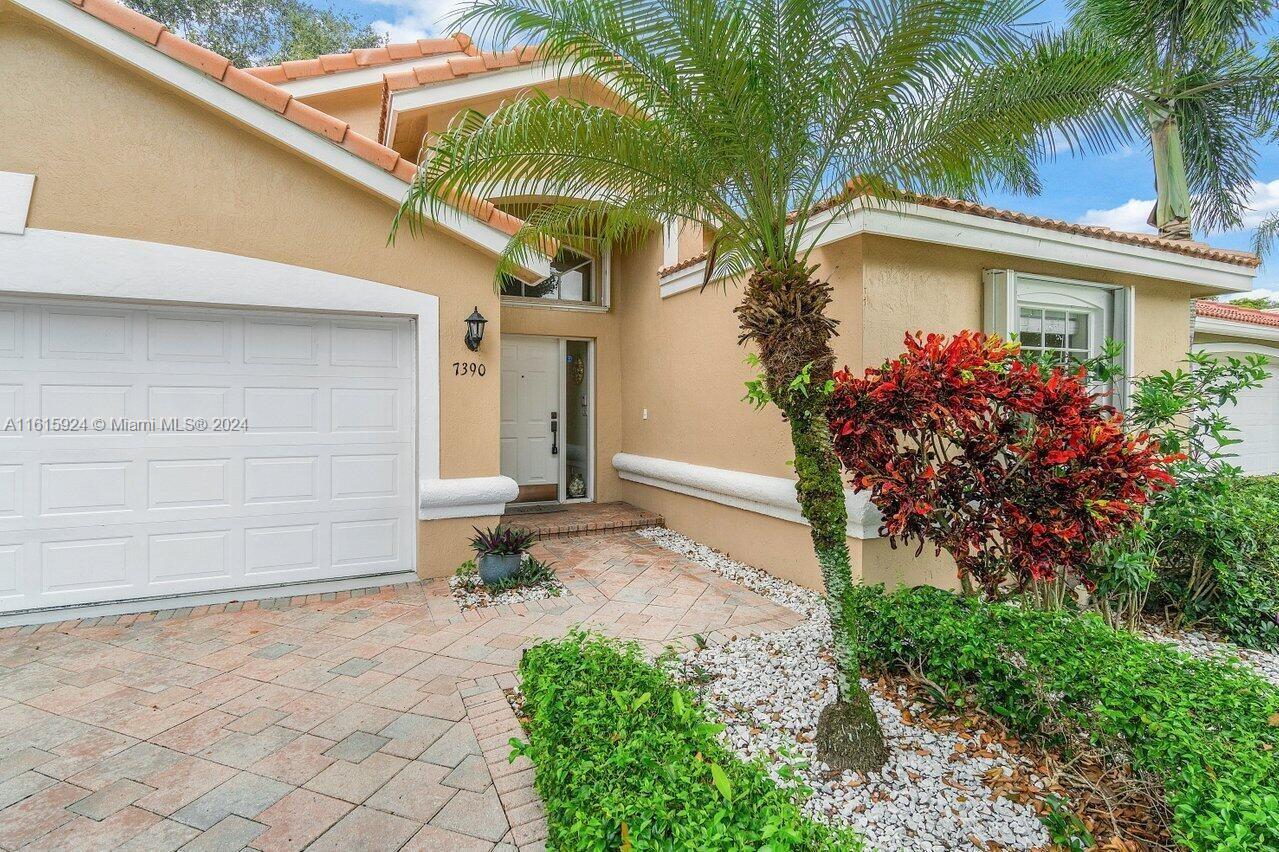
1068,0,1279,241
393,0,1127,771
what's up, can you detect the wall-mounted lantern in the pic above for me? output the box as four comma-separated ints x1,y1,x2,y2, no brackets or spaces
464,307,487,352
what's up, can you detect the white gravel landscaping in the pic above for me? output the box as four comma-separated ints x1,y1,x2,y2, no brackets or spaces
1144,624,1279,687
637,527,1054,851
449,571,564,610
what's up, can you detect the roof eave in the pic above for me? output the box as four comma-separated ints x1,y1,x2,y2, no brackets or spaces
659,200,1258,298
11,0,552,280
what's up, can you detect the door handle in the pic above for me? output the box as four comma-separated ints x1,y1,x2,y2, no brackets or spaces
550,411,558,455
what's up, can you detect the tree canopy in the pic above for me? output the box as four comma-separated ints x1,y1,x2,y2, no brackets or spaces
126,0,387,67
1067,0,1279,239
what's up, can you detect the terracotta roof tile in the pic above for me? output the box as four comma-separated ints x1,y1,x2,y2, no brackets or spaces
352,46,393,67
447,55,488,76
340,130,401,171
53,0,525,241
283,98,348,142
155,30,230,79
222,65,292,113
318,52,359,74
1195,299,1279,328
81,0,164,43
245,36,471,82
281,58,324,80
656,192,1261,277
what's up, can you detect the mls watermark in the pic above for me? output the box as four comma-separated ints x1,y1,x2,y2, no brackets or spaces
2,417,251,433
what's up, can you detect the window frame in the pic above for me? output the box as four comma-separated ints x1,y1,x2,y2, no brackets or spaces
500,248,612,313
984,269,1135,410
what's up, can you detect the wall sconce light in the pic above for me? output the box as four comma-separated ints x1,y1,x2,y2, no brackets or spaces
464,307,487,351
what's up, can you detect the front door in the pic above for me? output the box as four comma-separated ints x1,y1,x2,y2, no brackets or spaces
500,335,560,502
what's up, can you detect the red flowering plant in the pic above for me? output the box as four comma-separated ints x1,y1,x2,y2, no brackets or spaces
828,331,1177,599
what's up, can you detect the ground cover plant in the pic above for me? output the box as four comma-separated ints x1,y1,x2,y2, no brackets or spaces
514,631,861,850
846,584,1279,851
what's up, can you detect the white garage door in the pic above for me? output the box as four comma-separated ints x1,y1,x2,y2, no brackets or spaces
1220,357,1279,475
0,296,416,614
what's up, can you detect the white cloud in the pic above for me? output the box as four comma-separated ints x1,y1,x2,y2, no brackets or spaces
1235,179,1279,231
362,0,465,42
1076,178,1279,236
1079,198,1155,233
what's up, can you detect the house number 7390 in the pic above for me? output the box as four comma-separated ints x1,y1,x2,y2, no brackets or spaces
453,361,486,377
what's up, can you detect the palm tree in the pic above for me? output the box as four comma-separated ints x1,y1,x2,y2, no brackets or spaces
393,0,1127,772
1068,0,1279,240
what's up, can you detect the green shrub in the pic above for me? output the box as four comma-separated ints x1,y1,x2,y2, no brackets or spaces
1146,474,1279,649
515,631,860,851
845,585,1279,851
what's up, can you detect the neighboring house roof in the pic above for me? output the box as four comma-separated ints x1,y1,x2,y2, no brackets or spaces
17,0,525,243
1195,299,1279,329
244,35,478,84
657,194,1261,277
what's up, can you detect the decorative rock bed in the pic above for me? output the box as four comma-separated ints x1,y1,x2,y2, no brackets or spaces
448,570,565,610
1144,624,1279,687
637,527,1054,851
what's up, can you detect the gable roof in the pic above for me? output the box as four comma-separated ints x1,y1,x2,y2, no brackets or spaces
11,0,529,252
1196,298,1279,328
244,34,478,84
658,194,1261,277
376,46,546,146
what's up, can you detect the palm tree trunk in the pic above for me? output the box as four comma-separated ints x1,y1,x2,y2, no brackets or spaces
787,406,889,773
1147,104,1193,241
736,259,888,773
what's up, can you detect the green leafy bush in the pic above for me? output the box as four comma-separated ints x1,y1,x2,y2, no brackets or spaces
845,585,1279,851
515,631,860,851
1146,474,1279,649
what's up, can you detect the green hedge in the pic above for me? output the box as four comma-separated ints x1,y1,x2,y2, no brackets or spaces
515,631,860,851
1148,474,1279,649
846,585,1279,851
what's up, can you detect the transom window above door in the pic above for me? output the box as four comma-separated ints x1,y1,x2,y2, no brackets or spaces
501,249,604,307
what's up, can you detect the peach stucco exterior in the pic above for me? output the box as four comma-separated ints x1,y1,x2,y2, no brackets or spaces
613,230,1232,589
0,0,1261,612
1,6,505,577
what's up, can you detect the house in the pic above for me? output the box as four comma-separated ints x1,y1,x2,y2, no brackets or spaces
1193,299,1279,475
0,0,1261,623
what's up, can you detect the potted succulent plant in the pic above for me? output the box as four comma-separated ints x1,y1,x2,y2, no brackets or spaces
470,524,536,585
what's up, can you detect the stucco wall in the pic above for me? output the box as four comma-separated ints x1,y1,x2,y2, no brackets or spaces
614,231,864,587
616,229,1210,591
0,8,503,578
301,86,385,140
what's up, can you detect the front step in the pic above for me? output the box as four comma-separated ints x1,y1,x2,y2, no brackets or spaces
500,501,664,540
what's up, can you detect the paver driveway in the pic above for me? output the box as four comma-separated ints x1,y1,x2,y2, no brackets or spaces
0,531,800,851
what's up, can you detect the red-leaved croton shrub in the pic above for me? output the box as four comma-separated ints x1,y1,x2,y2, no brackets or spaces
828,331,1176,597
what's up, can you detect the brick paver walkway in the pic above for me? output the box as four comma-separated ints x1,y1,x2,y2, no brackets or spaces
0,531,799,851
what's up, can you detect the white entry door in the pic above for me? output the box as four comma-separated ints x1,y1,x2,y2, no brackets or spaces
0,296,417,615
500,336,560,492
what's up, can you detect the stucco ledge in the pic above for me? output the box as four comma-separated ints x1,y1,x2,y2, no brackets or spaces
419,476,520,520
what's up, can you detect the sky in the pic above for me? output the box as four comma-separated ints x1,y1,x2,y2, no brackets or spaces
327,0,1279,297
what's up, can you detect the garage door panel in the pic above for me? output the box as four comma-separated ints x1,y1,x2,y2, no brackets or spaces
4,506,412,607
41,306,133,361
147,314,233,364
0,296,417,615
1216,357,1279,476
